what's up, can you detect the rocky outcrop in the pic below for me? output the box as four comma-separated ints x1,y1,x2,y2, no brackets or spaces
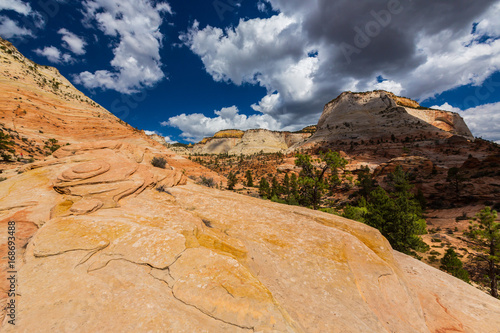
301,91,473,147
0,37,219,182
146,133,169,146
192,129,312,155
2,149,500,331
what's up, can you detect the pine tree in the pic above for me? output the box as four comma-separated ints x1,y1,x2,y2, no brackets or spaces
271,177,281,197
356,166,376,199
294,151,347,210
282,173,290,196
259,178,271,198
465,207,499,298
347,166,427,255
287,174,299,205
447,167,466,199
227,172,237,190
440,248,470,283
245,170,254,187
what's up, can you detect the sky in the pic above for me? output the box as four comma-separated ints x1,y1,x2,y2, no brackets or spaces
1,0,499,143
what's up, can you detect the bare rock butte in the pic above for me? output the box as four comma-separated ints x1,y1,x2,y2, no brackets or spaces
192,129,312,155
301,91,473,147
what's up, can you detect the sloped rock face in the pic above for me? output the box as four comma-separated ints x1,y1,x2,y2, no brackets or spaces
301,91,473,146
0,37,219,182
2,142,500,332
192,129,311,155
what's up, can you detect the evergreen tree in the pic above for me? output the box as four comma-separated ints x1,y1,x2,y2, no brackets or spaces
323,150,348,191
447,167,466,199
259,177,271,198
227,172,237,190
271,176,281,197
356,166,376,199
440,248,470,283
282,173,290,196
465,207,499,298
294,151,347,210
287,174,299,205
346,166,427,255
245,170,254,187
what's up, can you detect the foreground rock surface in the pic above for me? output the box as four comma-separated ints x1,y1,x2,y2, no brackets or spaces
1,140,499,332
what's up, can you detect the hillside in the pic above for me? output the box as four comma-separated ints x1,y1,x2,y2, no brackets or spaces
1,38,500,332
0,37,219,181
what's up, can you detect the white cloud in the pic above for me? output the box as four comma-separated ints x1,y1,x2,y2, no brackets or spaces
0,0,31,15
0,15,32,38
181,0,500,131
431,102,500,142
58,28,86,55
163,106,282,142
180,14,316,94
473,2,500,38
34,46,73,64
372,80,403,95
144,130,176,144
430,102,462,113
74,0,172,94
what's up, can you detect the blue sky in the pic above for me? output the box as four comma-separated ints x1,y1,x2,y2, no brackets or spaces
1,0,499,143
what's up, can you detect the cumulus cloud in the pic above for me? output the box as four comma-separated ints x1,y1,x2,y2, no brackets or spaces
180,0,500,133
58,28,86,55
34,46,74,64
0,0,31,15
0,15,32,38
74,0,172,94
163,106,282,142
0,0,46,39
432,102,500,143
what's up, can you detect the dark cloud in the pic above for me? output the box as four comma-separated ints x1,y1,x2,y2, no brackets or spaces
178,0,500,139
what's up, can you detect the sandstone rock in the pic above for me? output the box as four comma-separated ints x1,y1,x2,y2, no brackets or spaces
192,129,312,155
2,141,500,332
301,91,473,147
